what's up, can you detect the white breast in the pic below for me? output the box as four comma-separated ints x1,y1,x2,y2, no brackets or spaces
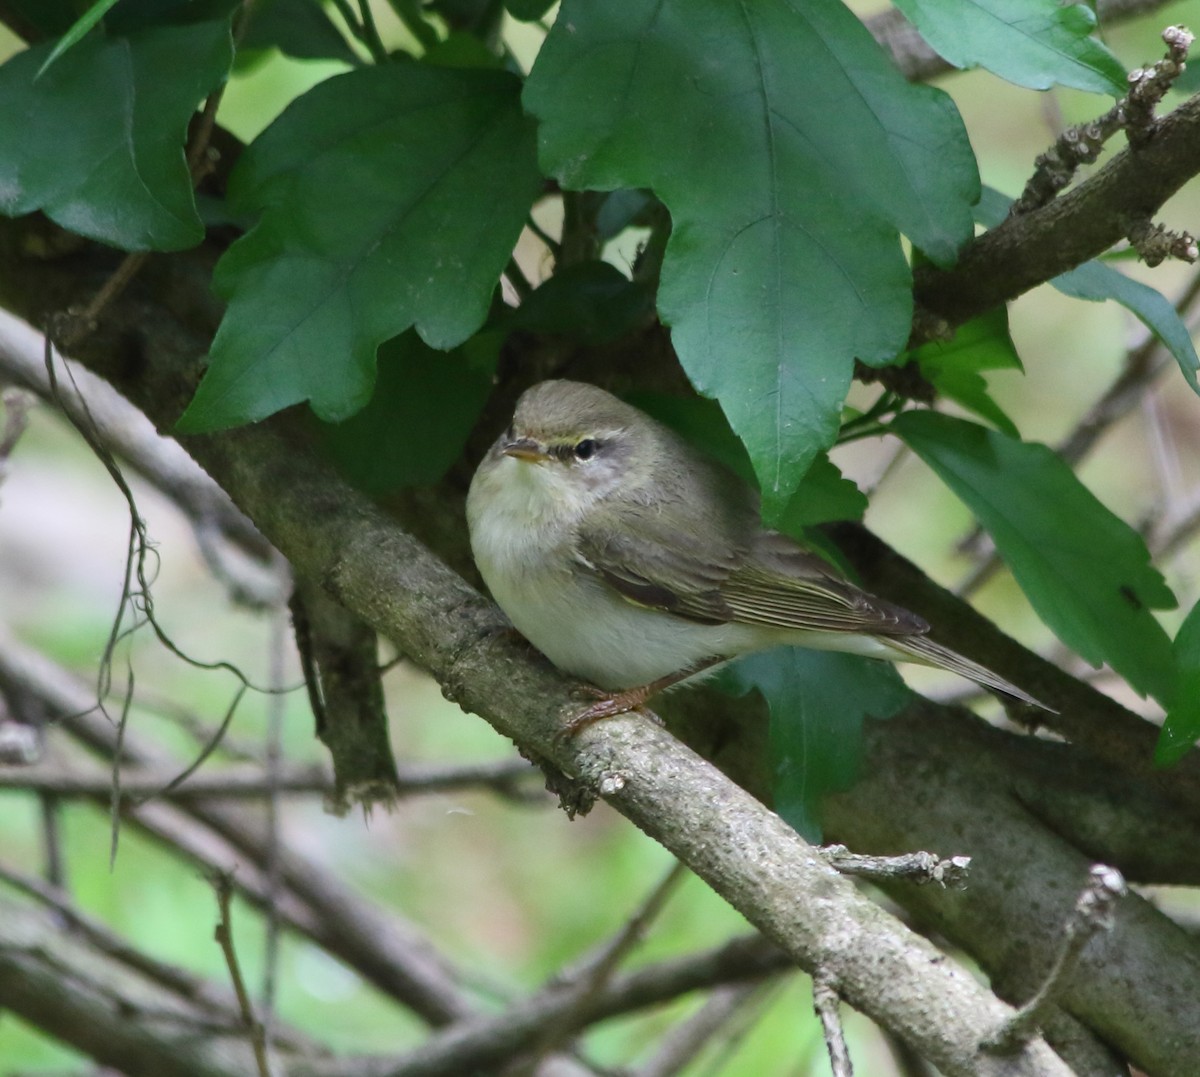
467,454,761,688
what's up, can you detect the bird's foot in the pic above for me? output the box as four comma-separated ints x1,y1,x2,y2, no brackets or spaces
558,683,662,740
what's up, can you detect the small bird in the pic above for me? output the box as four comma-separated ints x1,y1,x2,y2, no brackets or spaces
467,380,1042,728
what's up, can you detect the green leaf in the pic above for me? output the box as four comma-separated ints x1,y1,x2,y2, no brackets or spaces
504,0,555,21
1157,601,1200,765
319,330,496,495
36,0,122,77
628,391,866,534
722,650,912,841
1053,261,1200,396
177,64,542,432
524,0,979,522
775,455,868,529
241,0,363,66
4,0,79,37
507,262,654,346
892,0,1126,95
0,19,232,251
895,410,1176,700
912,308,1022,436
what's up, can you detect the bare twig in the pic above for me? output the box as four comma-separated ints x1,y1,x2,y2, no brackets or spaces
985,864,1127,1052
513,861,688,1072
632,982,770,1077
309,935,793,1077
211,872,272,1077
822,845,971,888
0,311,278,594
39,794,66,892
0,755,542,801
814,975,855,1077
1012,26,1195,215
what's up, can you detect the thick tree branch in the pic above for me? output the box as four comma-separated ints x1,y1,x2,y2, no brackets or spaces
825,704,1200,1077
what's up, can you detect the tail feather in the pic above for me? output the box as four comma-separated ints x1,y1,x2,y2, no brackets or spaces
882,635,1053,712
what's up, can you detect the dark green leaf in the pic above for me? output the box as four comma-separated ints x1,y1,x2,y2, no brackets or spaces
177,64,542,431
721,649,911,841
912,308,1022,436
507,262,653,345
0,19,232,251
628,391,866,529
775,455,867,529
320,330,497,495
625,391,755,483
892,0,1126,95
595,190,655,242
1053,262,1200,396
106,0,241,31
524,0,978,522
504,0,555,21
36,0,122,77
241,0,362,66
422,31,506,69
1156,601,1200,765
895,410,1176,700
4,0,79,37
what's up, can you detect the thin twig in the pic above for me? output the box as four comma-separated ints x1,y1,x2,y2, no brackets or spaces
1012,25,1195,215
821,845,971,888
0,757,542,800
813,975,854,1077
355,0,390,62
505,257,535,302
513,861,688,1072
39,794,66,892
0,762,332,798
632,982,769,1077
985,864,1127,1052
212,872,272,1077
260,603,289,1054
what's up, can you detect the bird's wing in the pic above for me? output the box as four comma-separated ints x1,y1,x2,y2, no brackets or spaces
719,531,928,636
575,508,740,626
577,514,928,637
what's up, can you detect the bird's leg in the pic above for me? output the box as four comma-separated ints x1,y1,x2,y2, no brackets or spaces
561,656,726,738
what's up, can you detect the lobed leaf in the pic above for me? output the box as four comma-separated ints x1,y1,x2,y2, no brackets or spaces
722,650,911,841
177,64,542,431
319,330,496,495
895,410,1176,700
0,19,232,251
240,0,362,66
892,0,1127,95
524,0,979,522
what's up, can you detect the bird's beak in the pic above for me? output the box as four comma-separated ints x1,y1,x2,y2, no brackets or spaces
502,437,551,464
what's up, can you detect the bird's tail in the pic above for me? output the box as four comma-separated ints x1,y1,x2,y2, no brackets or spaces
881,634,1053,711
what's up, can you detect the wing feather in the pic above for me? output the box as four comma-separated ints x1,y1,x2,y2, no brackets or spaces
576,504,927,638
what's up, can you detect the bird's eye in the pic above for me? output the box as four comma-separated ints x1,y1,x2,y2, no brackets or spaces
573,438,598,461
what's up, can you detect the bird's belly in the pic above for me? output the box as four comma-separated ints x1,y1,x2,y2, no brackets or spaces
477,545,756,690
